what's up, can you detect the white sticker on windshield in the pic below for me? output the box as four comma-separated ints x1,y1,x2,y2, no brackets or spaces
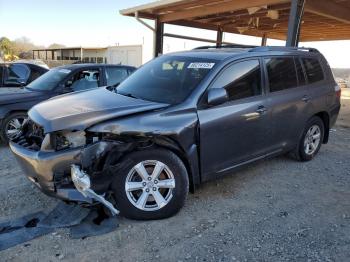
58,69,71,74
188,62,215,69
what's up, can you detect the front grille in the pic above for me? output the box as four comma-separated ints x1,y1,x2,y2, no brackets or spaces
13,120,45,151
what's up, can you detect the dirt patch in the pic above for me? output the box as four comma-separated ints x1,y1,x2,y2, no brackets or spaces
0,99,349,261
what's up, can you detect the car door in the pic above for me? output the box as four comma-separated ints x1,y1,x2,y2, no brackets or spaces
198,58,272,180
263,56,312,151
301,56,329,111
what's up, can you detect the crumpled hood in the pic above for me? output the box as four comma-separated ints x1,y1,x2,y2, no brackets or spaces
29,87,169,133
0,88,45,105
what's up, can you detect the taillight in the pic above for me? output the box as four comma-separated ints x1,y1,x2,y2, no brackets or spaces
335,84,341,98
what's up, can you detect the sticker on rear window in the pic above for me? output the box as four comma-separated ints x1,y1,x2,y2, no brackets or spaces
188,63,215,69
58,69,71,74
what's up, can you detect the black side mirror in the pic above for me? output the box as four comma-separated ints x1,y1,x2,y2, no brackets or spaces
207,88,229,106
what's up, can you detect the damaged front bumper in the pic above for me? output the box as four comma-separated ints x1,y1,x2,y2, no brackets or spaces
71,164,119,215
9,141,119,215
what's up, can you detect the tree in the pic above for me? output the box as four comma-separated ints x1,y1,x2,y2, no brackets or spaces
48,43,66,49
13,37,37,54
0,37,14,55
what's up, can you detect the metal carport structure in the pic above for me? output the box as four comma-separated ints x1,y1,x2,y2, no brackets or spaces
120,0,350,56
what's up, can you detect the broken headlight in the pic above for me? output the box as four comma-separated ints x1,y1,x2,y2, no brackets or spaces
55,131,87,150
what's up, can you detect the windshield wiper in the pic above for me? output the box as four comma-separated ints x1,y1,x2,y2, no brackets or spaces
118,92,139,99
115,86,139,99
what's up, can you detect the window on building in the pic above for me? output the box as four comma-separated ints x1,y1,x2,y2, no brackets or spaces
265,57,298,92
211,59,262,101
302,58,324,84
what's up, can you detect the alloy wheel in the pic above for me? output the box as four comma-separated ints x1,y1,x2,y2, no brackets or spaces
5,117,27,140
304,125,321,155
125,160,176,211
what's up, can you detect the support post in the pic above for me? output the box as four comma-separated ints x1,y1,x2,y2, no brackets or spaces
154,19,164,57
45,50,48,60
32,51,34,59
80,48,83,62
261,34,267,46
286,0,305,47
216,27,223,47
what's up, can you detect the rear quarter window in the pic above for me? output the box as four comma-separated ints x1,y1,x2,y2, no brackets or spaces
302,57,324,84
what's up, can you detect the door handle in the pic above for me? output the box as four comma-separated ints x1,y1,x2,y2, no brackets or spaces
256,106,267,114
302,95,311,103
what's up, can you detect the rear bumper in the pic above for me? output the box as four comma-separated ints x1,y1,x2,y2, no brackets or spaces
330,103,341,127
9,141,91,202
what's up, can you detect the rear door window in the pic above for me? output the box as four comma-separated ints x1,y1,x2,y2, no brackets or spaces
302,57,324,84
28,67,44,83
211,59,262,101
105,67,129,86
265,57,298,92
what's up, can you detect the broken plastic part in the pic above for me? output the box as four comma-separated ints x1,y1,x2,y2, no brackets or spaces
71,165,119,216
61,131,86,148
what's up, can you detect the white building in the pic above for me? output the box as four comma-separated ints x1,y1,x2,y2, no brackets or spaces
32,45,142,68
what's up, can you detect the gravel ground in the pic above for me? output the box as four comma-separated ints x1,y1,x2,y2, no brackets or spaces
0,94,349,262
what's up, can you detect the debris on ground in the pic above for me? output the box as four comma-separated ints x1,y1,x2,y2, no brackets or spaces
0,202,118,251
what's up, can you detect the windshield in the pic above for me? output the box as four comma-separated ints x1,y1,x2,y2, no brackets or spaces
26,68,71,91
117,56,217,104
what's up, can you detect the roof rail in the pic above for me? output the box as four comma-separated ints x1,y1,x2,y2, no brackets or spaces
249,46,320,53
194,44,258,50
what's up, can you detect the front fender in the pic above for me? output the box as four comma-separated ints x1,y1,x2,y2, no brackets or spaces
87,109,201,190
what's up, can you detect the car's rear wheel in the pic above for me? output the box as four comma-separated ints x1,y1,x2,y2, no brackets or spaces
111,148,189,220
291,116,324,161
0,112,27,143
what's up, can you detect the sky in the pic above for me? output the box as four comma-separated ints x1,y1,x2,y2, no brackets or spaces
0,0,349,68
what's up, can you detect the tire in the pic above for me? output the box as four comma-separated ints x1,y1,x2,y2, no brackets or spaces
0,112,27,144
111,148,189,220
290,116,325,162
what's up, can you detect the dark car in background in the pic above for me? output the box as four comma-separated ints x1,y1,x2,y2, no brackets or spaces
0,62,48,88
9,46,340,220
0,63,135,142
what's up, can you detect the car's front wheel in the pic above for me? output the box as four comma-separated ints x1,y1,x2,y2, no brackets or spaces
111,148,189,220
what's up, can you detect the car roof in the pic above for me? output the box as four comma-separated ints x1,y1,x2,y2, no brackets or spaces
167,48,251,60
165,46,321,61
53,63,136,70
0,62,49,71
